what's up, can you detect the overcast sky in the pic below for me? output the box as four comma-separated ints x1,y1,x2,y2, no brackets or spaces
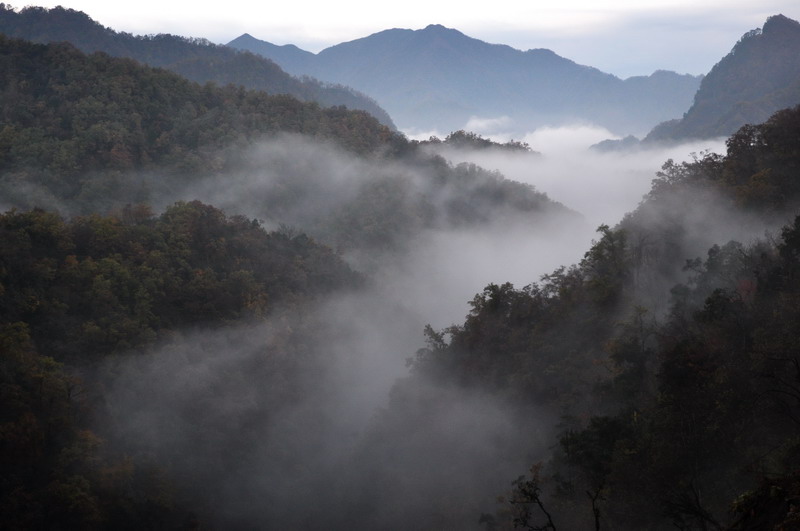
22,1,800,78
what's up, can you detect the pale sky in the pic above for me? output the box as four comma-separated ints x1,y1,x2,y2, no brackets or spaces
17,1,800,78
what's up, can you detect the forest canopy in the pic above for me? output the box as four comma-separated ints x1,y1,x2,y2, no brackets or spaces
3,8,800,528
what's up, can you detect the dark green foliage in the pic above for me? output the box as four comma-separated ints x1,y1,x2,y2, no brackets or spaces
0,35,405,212
0,32,568,262
560,417,629,492
2,8,800,528
721,106,800,209
429,162,566,226
410,224,630,410
615,105,800,312
0,201,358,527
0,202,359,361
0,322,191,530
429,107,800,529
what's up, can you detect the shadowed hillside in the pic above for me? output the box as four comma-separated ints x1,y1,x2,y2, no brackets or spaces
0,4,396,128
646,14,800,142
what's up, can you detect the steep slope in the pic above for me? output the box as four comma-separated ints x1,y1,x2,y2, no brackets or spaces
645,14,800,142
404,104,800,530
0,5,395,128
0,200,363,529
0,34,575,263
230,24,701,136
0,35,405,212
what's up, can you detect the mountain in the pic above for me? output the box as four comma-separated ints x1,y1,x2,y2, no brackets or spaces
0,33,575,264
0,34,406,214
0,5,395,128
645,14,800,142
229,24,701,136
402,104,800,529
228,32,316,73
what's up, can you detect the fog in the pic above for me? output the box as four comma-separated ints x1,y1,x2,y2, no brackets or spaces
418,123,729,228
104,283,553,529
159,134,589,325
425,124,786,317
100,127,758,529
166,128,728,325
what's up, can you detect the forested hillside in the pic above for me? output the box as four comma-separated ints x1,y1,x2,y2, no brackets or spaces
0,27,585,530
645,14,800,142
0,34,571,264
0,4,395,128
0,200,362,529
409,105,800,529
0,34,402,220
2,6,800,529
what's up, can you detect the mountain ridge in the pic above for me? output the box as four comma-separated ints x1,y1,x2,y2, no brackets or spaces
0,5,396,128
229,24,701,136
644,13,800,142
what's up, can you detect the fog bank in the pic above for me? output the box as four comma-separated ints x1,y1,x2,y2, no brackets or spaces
102,128,756,529
427,124,728,228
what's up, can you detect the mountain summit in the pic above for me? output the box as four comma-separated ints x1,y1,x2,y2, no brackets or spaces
645,14,800,142
229,25,701,136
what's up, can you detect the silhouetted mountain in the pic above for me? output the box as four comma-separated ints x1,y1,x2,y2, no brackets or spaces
645,14,800,142
0,5,395,128
590,135,641,152
230,24,701,136
228,32,316,73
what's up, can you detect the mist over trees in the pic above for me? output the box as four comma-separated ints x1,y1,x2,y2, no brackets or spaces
417,130,537,154
3,5,800,531
416,105,800,529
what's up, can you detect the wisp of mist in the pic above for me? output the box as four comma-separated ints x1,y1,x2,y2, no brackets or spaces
416,122,728,229
104,126,732,529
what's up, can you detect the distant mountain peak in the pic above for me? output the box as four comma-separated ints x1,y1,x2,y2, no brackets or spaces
644,13,800,142
524,47,559,57
418,23,467,39
230,21,701,136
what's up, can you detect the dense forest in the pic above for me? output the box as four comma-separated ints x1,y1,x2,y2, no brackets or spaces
0,4,396,128
0,34,570,265
0,200,363,528
412,106,800,529
0,29,576,529
3,7,800,530
0,34,403,204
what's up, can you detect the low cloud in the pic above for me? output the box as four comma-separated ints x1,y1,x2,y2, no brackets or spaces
464,115,514,136
433,124,728,228
100,129,766,529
